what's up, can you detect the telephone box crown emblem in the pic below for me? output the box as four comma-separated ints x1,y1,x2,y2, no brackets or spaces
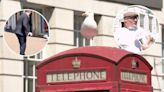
72,57,81,69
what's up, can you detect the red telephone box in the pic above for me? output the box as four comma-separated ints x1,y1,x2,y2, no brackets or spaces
36,46,153,92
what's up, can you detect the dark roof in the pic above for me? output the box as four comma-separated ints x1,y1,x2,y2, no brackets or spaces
37,46,152,70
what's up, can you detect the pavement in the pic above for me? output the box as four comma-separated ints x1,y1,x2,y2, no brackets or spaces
3,31,48,56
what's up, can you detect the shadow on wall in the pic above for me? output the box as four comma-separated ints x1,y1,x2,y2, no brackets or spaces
98,0,162,10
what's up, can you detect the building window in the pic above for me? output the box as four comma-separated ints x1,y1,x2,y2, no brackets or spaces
28,51,43,60
24,59,37,92
22,6,48,60
21,6,45,92
139,14,145,28
149,16,153,32
74,11,88,47
4,12,22,33
74,11,100,47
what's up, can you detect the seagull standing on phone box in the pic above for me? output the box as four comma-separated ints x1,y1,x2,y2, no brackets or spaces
80,11,98,39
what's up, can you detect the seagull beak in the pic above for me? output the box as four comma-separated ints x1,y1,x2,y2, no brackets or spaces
82,12,86,16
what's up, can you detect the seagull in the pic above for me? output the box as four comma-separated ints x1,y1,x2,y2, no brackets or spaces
80,11,98,39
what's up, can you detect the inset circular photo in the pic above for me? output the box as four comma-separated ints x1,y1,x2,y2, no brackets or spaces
113,5,159,53
4,9,49,56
